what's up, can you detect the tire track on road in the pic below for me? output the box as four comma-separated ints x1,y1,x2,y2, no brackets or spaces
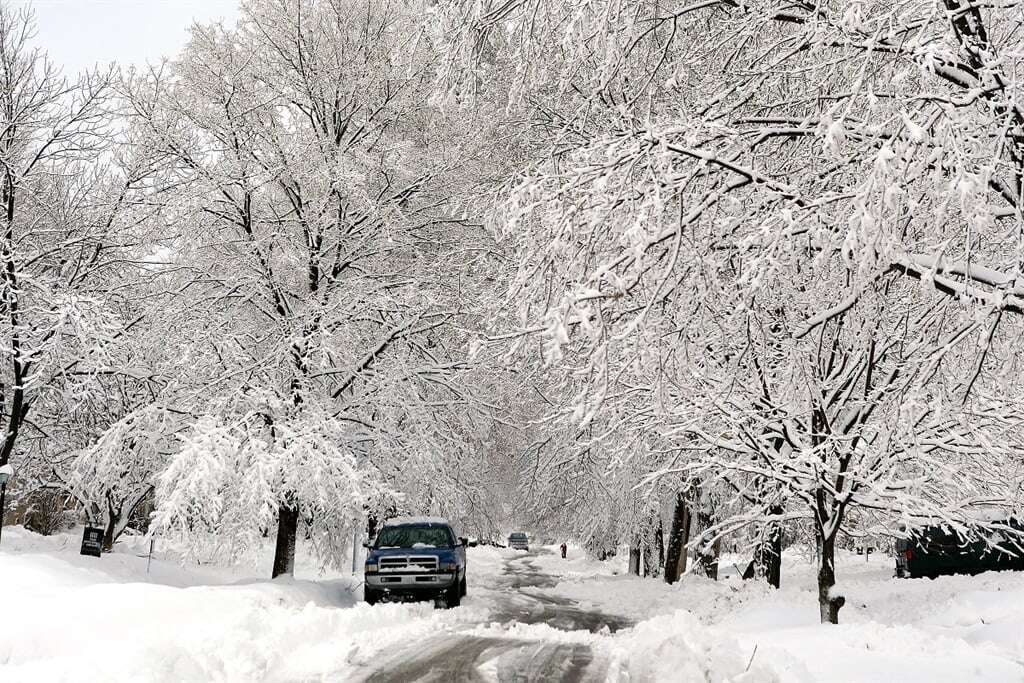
356,549,629,682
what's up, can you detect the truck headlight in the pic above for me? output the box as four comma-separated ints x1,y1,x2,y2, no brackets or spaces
439,561,457,573
365,562,378,574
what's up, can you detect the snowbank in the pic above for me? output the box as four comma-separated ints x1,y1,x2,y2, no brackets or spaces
5,529,1024,683
543,546,1024,682
612,610,777,683
0,527,484,682
469,610,779,682
466,543,520,580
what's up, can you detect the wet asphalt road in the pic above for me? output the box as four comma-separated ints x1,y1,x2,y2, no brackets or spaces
357,550,630,683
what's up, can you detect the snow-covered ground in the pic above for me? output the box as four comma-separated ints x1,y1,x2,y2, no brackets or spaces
0,527,483,682
2,529,1023,682
548,545,1024,682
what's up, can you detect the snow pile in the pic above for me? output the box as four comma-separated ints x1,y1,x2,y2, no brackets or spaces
0,527,484,682
611,610,777,683
467,544,519,580
472,620,601,644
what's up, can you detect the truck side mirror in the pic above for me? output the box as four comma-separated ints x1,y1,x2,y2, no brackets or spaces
458,537,468,546
361,541,373,549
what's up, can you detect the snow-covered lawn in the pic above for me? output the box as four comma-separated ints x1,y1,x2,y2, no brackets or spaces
0,527,483,682
547,545,1024,682
2,530,1023,682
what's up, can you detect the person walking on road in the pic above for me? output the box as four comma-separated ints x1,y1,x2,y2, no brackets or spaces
560,543,567,559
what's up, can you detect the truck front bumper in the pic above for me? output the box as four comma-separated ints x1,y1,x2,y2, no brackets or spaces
366,572,456,597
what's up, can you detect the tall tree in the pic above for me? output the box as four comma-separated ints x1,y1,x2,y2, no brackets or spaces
434,0,1024,622
0,5,144,524
122,0,498,575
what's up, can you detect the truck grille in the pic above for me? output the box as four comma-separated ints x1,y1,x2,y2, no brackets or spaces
379,555,440,572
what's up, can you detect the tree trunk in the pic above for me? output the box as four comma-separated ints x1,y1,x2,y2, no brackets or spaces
753,506,783,589
690,486,721,579
101,487,153,553
664,490,692,584
692,536,721,580
366,504,396,541
816,531,844,624
102,496,120,552
642,542,657,577
367,512,380,541
102,515,116,552
628,546,641,575
640,514,664,578
272,504,298,578
0,482,7,545
765,521,783,589
655,520,665,572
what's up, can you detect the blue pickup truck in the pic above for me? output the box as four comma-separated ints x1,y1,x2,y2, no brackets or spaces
363,517,474,607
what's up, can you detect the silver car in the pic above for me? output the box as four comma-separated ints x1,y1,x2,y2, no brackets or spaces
508,532,529,550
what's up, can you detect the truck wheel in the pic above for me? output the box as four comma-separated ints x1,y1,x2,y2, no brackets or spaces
445,583,462,608
364,588,381,605
460,577,467,597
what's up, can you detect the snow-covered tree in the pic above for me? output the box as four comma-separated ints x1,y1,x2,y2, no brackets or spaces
0,6,152,523
113,0,503,575
435,0,1024,621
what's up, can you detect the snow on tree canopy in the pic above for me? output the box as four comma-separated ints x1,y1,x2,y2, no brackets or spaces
151,395,381,569
429,0,1024,624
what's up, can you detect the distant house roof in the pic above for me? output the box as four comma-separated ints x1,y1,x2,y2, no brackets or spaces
383,516,451,527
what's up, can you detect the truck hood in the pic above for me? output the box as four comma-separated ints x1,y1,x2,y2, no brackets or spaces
367,546,458,562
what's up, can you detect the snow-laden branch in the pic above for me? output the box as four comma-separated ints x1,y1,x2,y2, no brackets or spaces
889,252,1024,314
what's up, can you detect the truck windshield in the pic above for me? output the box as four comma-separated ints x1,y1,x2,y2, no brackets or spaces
376,526,453,548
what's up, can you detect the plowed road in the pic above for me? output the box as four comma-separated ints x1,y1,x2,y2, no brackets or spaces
356,551,630,682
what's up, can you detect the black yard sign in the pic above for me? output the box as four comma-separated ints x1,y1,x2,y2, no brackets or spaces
80,526,104,557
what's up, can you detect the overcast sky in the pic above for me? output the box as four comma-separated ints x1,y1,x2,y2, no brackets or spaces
15,0,240,75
